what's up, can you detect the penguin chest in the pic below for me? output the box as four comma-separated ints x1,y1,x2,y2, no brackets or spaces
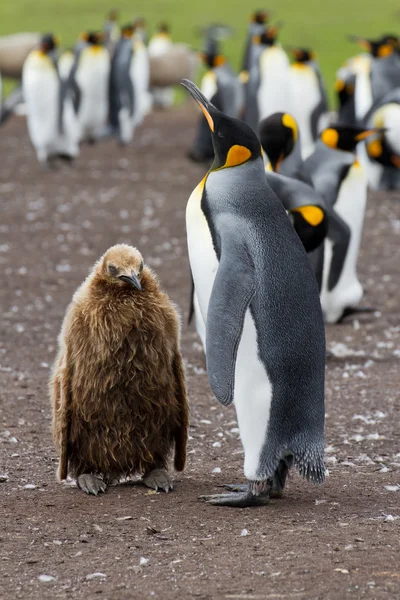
186,178,219,323
322,162,367,320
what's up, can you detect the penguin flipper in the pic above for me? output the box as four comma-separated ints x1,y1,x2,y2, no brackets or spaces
206,236,255,407
327,210,351,291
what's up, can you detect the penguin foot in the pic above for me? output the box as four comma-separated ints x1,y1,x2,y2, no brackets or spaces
339,306,377,322
142,468,173,493
77,474,107,496
270,458,292,499
200,480,271,507
222,484,248,493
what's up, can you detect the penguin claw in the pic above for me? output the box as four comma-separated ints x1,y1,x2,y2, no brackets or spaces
77,474,107,496
222,484,249,492
142,468,173,493
199,491,270,507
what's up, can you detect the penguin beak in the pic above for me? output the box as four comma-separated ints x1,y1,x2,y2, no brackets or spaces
355,128,386,141
181,79,216,132
119,274,142,290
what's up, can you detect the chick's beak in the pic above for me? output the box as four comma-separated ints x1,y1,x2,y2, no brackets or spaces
119,273,142,290
181,79,216,132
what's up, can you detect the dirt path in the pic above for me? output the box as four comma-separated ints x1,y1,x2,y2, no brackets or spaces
0,109,399,600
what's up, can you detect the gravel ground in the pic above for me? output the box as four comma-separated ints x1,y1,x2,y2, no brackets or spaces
0,108,399,600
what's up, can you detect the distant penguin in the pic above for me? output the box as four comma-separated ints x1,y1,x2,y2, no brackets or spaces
259,111,305,181
288,47,329,159
362,89,400,190
182,79,325,507
335,64,356,126
104,9,120,56
302,125,379,323
241,9,269,73
148,23,174,109
50,244,189,495
22,34,79,166
58,49,75,82
109,24,137,144
188,47,244,163
245,25,291,134
131,22,152,126
69,32,110,143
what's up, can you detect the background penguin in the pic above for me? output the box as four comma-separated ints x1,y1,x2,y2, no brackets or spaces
182,79,325,507
361,89,400,190
109,24,136,144
22,33,79,166
241,9,269,73
188,38,244,163
335,64,356,126
131,21,152,127
259,111,306,181
288,47,329,158
302,125,379,324
148,22,174,109
104,9,120,56
69,32,110,143
50,244,189,496
58,49,75,83
245,25,290,134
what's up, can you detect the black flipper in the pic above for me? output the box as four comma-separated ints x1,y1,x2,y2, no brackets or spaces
327,210,351,291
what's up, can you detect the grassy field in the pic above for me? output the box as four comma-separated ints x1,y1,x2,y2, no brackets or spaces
1,0,399,106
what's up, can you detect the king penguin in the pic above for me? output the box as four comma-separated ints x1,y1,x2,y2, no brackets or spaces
288,47,329,159
302,125,379,324
241,10,269,73
69,32,110,143
148,23,174,109
181,79,325,507
22,34,79,166
109,24,136,144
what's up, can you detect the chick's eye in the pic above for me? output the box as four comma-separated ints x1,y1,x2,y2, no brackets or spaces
108,264,118,276
138,261,144,274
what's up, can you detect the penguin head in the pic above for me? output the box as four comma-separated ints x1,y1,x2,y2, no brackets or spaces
107,9,119,22
335,76,355,107
39,34,58,53
349,34,398,58
81,31,104,45
181,79,262,169
320,126,382,153
251,10,269,24
366,136,400,169
121,24,135,39
290,47,315,63
100,244,144,291
200,51,226,68
259,112,298,172
254,24,281,47
157,22,170,35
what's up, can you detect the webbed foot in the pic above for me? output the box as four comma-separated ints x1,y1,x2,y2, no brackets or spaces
142,468,173,493
77,474,107,496
200,480,271,507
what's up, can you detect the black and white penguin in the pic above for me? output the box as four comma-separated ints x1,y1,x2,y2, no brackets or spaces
104,9,120,56
109,25,136,144
188,46,244,163
22,34,79,166
182,79,326,507
361,89,400,190
335,64,356,126
288,47,329,158
241,10,269,73
148,23,174,109
244,25,290,134
302,125,378,323
69,32,110,143
131,20,152,126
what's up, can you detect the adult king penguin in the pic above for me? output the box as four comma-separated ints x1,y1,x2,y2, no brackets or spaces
70,32,110,143
302,125,379,323
181,79,326,507
22,34,79,166
109,24,136,144
288,48,329,159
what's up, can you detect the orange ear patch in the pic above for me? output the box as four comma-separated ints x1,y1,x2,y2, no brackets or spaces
321,128,339,148
291,205,324,226
224,145,252,167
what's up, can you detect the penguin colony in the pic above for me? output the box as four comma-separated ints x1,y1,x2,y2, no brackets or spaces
1,9,392,506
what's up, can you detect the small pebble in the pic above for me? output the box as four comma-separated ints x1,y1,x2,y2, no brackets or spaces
38,575,56,583
212,467,221,474
86,572,107,580
24,484,36,490
140,557,149,566
240,529,249,537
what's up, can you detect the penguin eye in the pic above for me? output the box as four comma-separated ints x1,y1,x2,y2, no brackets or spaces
138,261,144,275
217,132,224,139
108,264,118,276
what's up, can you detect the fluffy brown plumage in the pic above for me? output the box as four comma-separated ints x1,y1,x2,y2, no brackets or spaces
50,244,189,491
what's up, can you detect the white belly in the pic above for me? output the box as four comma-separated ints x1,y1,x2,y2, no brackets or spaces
22,55,60,156
75,55,110,138
289,66,320,159
321,162,367,323
186,177,273,480
258,47,291,120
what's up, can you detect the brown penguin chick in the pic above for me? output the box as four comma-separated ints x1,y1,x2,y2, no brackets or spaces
50,244,189,496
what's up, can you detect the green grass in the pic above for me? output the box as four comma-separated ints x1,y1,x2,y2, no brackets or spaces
1,0,400,106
